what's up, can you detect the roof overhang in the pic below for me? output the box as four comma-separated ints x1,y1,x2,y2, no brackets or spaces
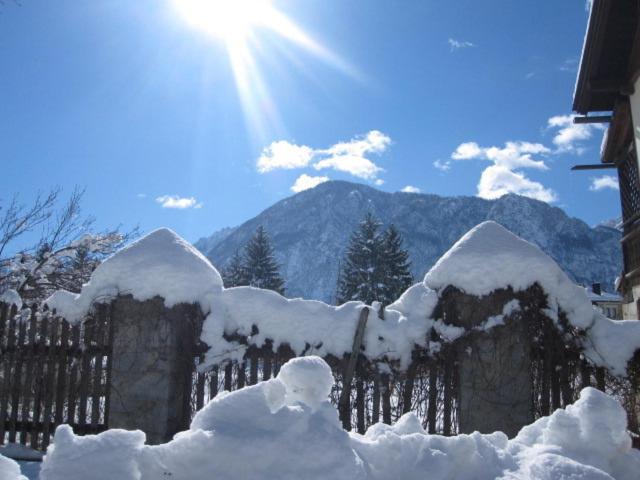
573,0,640,115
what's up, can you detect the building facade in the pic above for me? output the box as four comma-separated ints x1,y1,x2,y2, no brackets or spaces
574,0,640,318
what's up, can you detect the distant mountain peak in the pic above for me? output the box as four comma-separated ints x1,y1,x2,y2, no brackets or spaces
196,181,621,302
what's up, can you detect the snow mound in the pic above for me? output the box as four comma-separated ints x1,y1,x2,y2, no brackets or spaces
0,454,27,480
41,357,366,480
277,356,334,410
46,228,223,323
38,359,640,480
0,289,22,310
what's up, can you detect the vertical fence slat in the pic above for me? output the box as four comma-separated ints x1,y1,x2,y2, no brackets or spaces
381,373,391,425
262,351,272,381
209,366,219,400
30,309,47,450
66,325,81,426
427,362,437,434
402,362,417,414
54,322,70,426
20,309,38,445
195,359,206,411
372,375,380,424
102,305,114,428
77,318,95,432
443,352,453,436
0,304,18,445
91,308,107,428
41,316,60,448
356,375,365,434
8,317,27,443
237,362,246,389
224,363,233,391
249,352,258,385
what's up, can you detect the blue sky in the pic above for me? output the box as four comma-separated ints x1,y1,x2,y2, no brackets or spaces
1,0,621,247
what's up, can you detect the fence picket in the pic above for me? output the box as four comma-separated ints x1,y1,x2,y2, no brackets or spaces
66,325,81,426
41,316,60,448
30,309,48,449
77,318,95,432
91,308,106,428
8,317,27,442
19,309,38,445
0,305,17,444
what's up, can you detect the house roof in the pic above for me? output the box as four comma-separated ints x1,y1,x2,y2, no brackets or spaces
584,287,623,303
573,0,639,115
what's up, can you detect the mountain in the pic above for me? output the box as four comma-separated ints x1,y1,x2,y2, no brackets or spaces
195,181,622,303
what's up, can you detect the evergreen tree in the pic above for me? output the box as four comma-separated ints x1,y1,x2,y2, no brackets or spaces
243,226,285,294
337,213,385,305
222,250,248,288
337,214,413,306
380,225,413,303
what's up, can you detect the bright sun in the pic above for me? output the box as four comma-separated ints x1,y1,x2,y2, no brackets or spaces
173,0,269,43
172,0,358,142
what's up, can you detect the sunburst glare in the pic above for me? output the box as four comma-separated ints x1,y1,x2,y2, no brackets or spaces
172,0,361,142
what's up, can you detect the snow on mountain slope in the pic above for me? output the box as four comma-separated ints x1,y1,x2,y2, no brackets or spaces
195,181,621,302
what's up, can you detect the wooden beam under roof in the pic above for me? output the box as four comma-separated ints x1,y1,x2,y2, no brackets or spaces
571,164,617,171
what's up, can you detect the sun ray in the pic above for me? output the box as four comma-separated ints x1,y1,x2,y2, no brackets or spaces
172,0,362,143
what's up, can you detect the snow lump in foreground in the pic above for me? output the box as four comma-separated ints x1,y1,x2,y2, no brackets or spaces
39,357,640,480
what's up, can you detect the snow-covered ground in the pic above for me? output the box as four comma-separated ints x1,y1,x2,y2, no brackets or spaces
2,356,639,480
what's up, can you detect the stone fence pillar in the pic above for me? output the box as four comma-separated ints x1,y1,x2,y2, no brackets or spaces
437,285,547,438
107,295,204,444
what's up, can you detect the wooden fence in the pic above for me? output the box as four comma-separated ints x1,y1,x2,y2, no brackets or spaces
190,346,459,435
0,301,112,450
1,295,638,451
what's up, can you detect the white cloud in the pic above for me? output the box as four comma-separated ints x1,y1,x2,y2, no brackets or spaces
448,38,475,51
559,58,578,72
136,193,147,198
589,175,619,192
257,130,391,183
478,165,557,202
374,179,385,186
452,141,550,170
433,159,451,171
547,114,603,154
155,195,203,209
401,185,421,194
290,174,330,193
313,154,383,180
257,141,314,173
451,141,555,202
452,142,483,160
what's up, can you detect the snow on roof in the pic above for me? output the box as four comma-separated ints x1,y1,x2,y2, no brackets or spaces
46,228,222,323
585,287,622,303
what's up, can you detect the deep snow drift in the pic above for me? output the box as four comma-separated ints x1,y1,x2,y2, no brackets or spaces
43,222,640,376
13,356,638,480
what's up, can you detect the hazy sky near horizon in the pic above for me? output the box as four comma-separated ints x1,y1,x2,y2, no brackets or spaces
1,0,621,246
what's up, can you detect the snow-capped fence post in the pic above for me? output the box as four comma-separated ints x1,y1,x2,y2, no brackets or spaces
107,295,204,445
338,306,369,431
